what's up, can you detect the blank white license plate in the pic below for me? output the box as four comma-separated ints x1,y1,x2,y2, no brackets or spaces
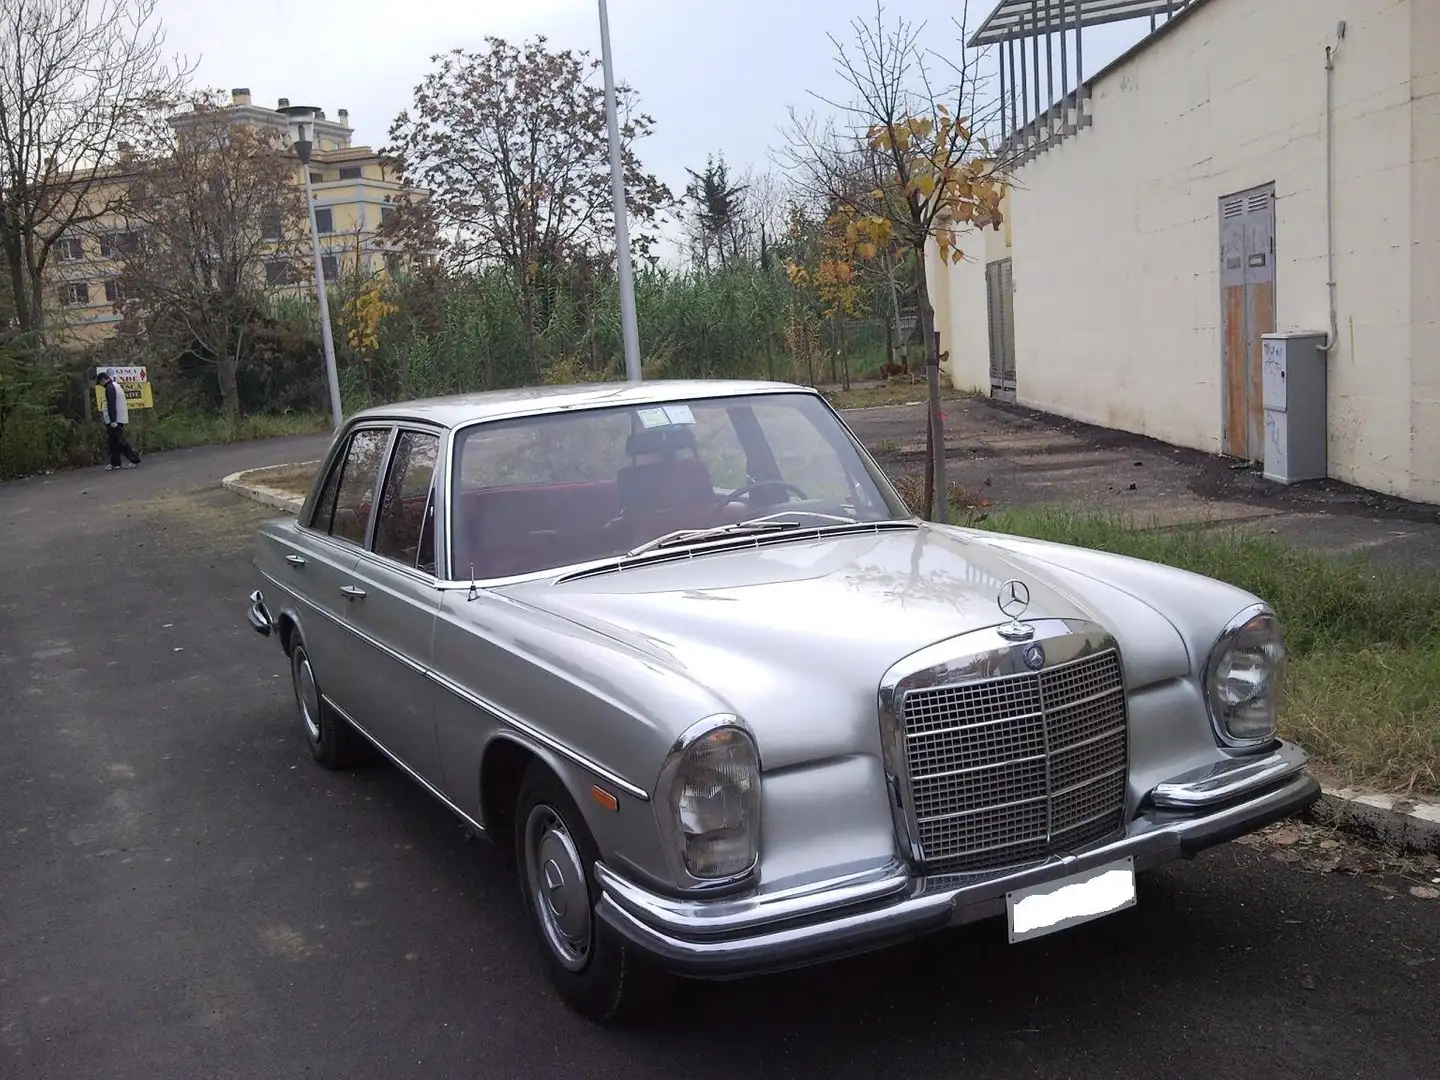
1006,857,1137,944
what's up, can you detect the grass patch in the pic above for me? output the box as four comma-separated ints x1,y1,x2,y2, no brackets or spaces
823,382,973,410
133,411,330,454
0,409,329,480
971,507,1440,796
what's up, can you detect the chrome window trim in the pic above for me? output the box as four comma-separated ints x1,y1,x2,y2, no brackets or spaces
876,618,1128,873
1201,601,1281,750
367,424,445,581
652,713,762,891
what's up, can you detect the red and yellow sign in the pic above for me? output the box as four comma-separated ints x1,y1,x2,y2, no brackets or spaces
94,365,155,412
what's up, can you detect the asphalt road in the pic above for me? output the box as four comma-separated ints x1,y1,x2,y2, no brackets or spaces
2,438,1437,1080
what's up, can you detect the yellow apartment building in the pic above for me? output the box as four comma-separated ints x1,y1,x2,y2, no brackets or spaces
48,87,428,346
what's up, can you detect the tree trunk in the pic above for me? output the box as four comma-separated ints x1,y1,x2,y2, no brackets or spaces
924,407,935,518
218,349,241,421
26,270,46,339
5,251,31,335
913,250,947,524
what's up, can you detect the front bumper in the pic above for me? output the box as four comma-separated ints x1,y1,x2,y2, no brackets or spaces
596,741,1320,980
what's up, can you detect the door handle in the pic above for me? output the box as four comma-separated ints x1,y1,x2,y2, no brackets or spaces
285,554,306,567
339,585,367,601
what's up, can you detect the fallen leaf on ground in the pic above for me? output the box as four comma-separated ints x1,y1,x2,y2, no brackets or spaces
1335,852,1382,875
1270,827,1303,846
1409,886,1440,900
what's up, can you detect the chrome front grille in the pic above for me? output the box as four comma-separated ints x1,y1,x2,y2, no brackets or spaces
897,647,1128,873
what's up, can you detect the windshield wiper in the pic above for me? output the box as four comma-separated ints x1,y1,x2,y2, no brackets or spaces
621,511,863,559
623,519,794,558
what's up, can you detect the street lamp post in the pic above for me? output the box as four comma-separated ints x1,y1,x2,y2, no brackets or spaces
597,0,642,383
279,104,344,430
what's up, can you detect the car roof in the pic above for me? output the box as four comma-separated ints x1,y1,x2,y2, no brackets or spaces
347,379,820,429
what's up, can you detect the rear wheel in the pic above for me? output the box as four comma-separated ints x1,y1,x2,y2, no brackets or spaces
290,638,364,770
513,763,671,1022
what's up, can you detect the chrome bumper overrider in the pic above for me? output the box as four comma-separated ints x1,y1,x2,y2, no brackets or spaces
247,589,274,636
596,741,1319,979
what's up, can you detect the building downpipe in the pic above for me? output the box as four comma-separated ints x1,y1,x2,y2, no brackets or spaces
1323,22,1346,354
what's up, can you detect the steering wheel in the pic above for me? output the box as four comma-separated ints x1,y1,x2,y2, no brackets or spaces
719,479,810,506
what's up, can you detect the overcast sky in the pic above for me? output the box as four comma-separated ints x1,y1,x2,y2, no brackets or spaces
153,0,1151,257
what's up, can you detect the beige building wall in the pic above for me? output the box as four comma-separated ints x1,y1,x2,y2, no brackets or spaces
47,90,425,347
1410,0,1440,505
932,0,1437,503
927,189,1011,394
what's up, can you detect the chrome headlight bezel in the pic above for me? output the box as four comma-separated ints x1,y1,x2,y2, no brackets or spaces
1202,603,1286,749
654,714,763,890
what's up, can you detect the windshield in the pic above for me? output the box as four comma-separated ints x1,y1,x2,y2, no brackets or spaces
448,391,909,579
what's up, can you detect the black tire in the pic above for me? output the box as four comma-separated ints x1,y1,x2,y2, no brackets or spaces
290,638,365,770
513,763,672,1022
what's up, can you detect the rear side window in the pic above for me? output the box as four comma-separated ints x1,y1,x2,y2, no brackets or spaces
312,428,392,546
373,430,441,571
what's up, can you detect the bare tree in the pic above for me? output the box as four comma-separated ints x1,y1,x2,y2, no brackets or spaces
0,0,192,340
780,2,1009,523
116,95,308,419
737,165,791,267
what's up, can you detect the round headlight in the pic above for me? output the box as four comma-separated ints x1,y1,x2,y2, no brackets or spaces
657,718,762,883
1204,607,1286,745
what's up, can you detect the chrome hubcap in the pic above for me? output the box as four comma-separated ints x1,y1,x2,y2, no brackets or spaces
524,804,592,971
294,650,321,742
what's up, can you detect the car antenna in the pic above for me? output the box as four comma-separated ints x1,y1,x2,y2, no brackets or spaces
467,564,479,602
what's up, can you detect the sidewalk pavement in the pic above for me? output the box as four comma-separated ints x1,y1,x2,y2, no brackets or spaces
849,395,1440,570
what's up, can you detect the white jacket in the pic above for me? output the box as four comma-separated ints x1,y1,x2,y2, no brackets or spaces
103,380,130,425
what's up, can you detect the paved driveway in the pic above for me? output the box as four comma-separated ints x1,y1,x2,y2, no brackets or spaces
2,439,1437,1080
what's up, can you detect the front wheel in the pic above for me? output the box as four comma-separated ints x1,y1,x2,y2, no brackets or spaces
514,763,671,1022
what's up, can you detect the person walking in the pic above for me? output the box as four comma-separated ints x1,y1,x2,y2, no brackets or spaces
96,369,141,470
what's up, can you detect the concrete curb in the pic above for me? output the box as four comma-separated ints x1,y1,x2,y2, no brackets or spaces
220,460,1440,857
1308,785,1440,855
221,462,315,516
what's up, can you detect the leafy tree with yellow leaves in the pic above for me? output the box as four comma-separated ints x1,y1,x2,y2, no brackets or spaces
341,279,398,405
782,2,1009,523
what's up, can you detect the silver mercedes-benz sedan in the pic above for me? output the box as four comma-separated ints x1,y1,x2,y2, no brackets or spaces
244,379,1320,1022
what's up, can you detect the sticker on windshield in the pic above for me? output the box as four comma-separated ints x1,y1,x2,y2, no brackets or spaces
662,404,696,425
636,407,670,428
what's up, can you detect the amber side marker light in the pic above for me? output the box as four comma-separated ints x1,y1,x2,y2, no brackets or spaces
590,786,619,812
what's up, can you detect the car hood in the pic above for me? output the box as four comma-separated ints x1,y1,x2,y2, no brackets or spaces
498,524,1193,769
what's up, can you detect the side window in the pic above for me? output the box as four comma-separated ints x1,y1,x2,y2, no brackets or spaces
308,450,345,533
373,430,441,570
329,428,392,546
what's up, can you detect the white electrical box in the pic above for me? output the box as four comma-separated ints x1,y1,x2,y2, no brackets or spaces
1261,332,1328,484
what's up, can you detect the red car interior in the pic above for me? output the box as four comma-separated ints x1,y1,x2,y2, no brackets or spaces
451,425,723,578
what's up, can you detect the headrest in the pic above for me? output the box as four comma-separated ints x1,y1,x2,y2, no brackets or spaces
625,424,698,458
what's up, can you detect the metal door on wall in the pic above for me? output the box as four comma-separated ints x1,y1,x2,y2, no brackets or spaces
986,258,1017,401
1219,183,1276,460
